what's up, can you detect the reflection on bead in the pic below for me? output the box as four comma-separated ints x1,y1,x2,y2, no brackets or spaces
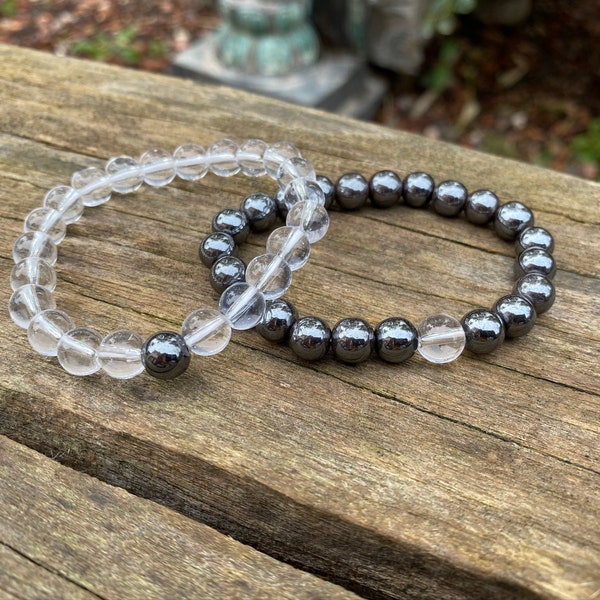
316,175,335,209
240,192,277,231
516,226,554,255
515,247,556,280
289,316,330,361
494,201,534,240
263,141,301,179
402,172,434,208
210,256,246,293
369,170,402,208
513,274,555,315
105,156,143,193
212,209,250,244
219,282,266,330
27,309,74,356
432,180,468,217
182,308,232,356
71,167,112,206
335,172,369,210
43,186,84,224
11,257,56,292
286,200,329,243
464,189,499,225
266,226,310,271
461,309,505,354
13,231,57,266
140,148,176,186
24,207,67,244
375,317,418,363
57,327,102,376
331,318,374,364
174,143,208,181
98,329,145,379
245,253,292,299
417,314,466,364
277,157,316,189
199,232,237,267
256,298,298,342
493,295,536,338
141,331,190,379
208,139,240,177
9,284,56,329
237,138,268,177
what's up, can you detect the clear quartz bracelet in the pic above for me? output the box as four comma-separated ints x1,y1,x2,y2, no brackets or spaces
9,139,329,380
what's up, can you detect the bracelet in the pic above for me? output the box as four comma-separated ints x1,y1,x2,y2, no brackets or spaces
199,170,556,365
9,139,329,380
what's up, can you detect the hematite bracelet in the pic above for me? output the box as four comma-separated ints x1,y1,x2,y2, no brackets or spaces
199,170,556,365
9,139,330,380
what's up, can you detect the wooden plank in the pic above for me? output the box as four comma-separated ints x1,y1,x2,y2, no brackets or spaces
0,436,360,600
0,45,599,599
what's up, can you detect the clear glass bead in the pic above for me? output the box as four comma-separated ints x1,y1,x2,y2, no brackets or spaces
9,284,56,329
182,308,232,356
219,282,266,330
24,207,67,244
283,178,325,209
208,139,240,177
13,231,57,266
236,138,268,177
105,156,143,193
417,314,466,364
27,309,74,356
245,253,293,300
11,258,56,292
266,226,311,271
286,200,330,243
98,329,145,379
277,157,316,190
43,185,84,224
71,167,112,207
57,327,102,376
140,148,176,186
263,142,301,179
174,143,208,180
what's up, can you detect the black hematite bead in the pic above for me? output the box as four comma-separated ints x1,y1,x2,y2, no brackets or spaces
331,318,374,364
513,273,555,315
210,255,246,293
369,170,402,208
402,172,434,208
464,189,499,225
289,316,331,361
256,298,298,342
516,227,554,255
212,208,250,243
515,247,556,280
199,232,237,267
239,192,278,232
335,172,369,210
494,202,534,240
142,331,191,380
493,295,536,338
375,317,418,363
461,309,505,354
432,180,468,217
316,175,335,209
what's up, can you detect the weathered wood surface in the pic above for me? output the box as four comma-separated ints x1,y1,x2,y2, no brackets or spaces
0,435,359,600
0,45,599,599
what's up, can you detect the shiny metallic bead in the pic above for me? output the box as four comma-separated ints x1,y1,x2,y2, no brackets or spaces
494,201,534,240
402,172,434,208
369,170,402,208
464,189,499,225
212,208,250,243
513,273,555,315
316,175,335,209
431,180,468,217
515,247,556,280
199,232,237,267
516,226,554,255
256,298,298,342
335,172,369,210
493,295,536,338
461,309,505,354
239,192,278,232
289,316,331,361
209,256,246,293
275,188,288,219
142,331,191,379
375,317,418,363
331,317,374,364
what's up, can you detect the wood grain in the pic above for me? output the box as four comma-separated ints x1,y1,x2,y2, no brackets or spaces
0,45,599,599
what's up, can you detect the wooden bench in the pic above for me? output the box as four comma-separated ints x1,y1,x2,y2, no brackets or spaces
0,44,598,599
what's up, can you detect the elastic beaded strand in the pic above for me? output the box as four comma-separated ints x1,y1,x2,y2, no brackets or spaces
9,139,326,380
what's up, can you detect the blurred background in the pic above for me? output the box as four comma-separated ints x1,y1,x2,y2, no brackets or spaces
0,0,598,180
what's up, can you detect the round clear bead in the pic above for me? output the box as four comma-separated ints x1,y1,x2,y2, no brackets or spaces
283,178,325,209
266,226,311,271
43,185,84,224
286,200,330,243
245,253,292,300
71,167,112,207
27,309,74,356
13,231,57,266
219,282,266,330
140,148,176,186
57,328,102,376
174,143,208,180
182,308,232,356
105,156,143,193
98,329,145,379
208,139,240,177
277,157,316,190
11,257,56,292
263,142,301,179
417,314,466,364
24,207,67,244
236,138,268,177
9,284,56,329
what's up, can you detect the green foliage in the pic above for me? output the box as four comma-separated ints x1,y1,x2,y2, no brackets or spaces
0,0,17,17
69,26,142,65
421,38,461,93
571,119,600,165
423,0,478,38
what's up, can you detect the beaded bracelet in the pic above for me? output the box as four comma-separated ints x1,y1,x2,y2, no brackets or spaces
9,139,330,380
199,170,556,365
